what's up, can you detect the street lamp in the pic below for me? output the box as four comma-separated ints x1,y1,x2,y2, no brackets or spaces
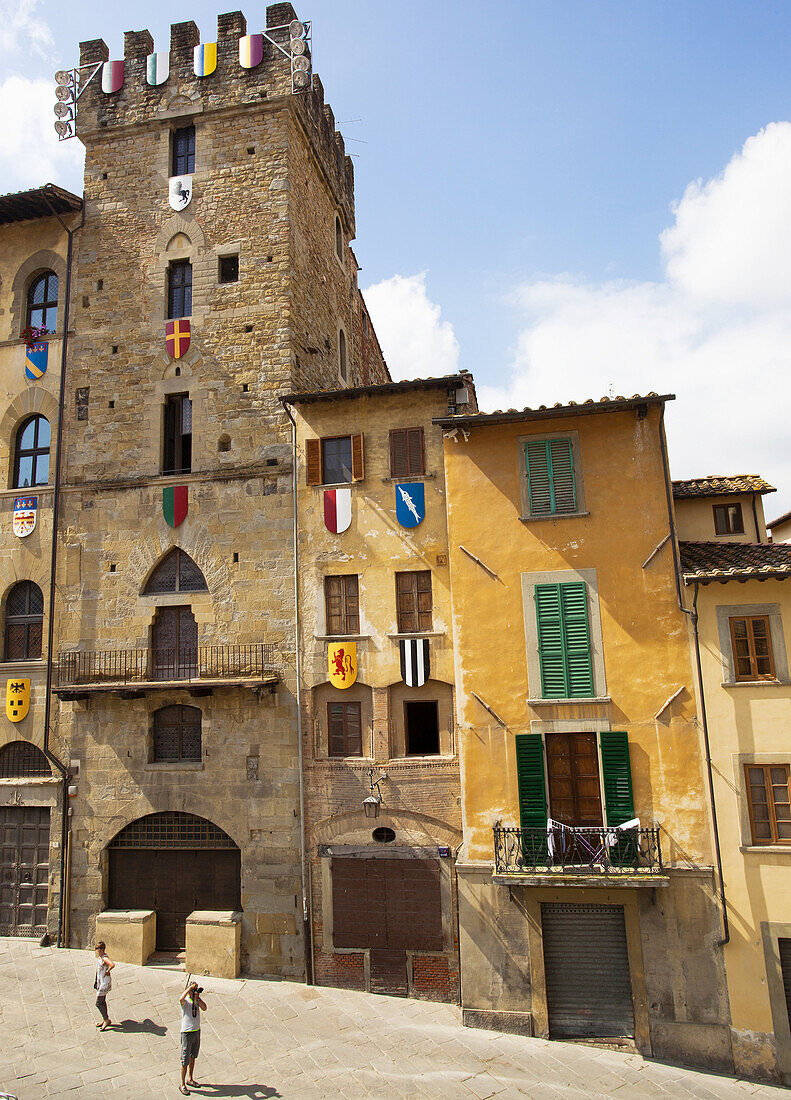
363,767,387,820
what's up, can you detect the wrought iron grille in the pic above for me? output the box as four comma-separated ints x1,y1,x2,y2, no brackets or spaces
56,643,278,686
0,739,51,778
493,824,663,876
109,811,237,849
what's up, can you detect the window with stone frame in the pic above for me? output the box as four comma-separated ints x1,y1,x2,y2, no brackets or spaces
328,701,361,757
729,615,776,681
167,260,192,319
4,581,43,661
162,393,192,475
13,415,50,488
152,704,201,762
144,548,207,594
324,575,359,636
396,571,432,633
26,271,58,333
171,125,195,176
746,764,791,844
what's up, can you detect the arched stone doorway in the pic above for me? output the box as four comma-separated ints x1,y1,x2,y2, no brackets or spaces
107,812,240,950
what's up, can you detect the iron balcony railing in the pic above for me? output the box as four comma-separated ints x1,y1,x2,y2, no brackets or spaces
56,644,278,686
493,823,663,877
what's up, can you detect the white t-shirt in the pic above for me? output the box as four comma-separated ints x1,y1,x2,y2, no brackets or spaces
181,996,201,1033
96,957,112,993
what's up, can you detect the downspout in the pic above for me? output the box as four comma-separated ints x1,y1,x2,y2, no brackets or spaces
282,399,313,984
658,404,729,945
751,492,761,542
41,185,84,948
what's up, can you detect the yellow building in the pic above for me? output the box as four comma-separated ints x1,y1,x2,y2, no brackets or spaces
0,184,82,941
283,374,475,1001
676,475,791,1083
435,394,734,1072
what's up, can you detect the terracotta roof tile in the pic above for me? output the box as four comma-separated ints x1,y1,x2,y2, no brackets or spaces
433,392,672,428
679,540,791,583
672,474,776,499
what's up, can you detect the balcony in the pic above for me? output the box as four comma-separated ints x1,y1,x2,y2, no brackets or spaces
54,644,279,699
492,823,667,887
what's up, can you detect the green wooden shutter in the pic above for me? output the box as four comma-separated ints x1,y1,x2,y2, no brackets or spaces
560,582,594,697
548,438,576,513
600,731,635,826
525,441,552,515
535,584,568,697
535,581,594,699
515,734,548,862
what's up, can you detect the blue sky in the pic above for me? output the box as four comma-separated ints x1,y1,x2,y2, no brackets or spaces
4,0,791,512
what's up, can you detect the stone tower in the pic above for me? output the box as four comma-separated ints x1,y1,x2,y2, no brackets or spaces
55,6,388,975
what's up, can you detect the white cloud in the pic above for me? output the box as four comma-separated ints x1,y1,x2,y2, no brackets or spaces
0,0,53,60
0,76,84,193
363,272,459,381
481,122,791,519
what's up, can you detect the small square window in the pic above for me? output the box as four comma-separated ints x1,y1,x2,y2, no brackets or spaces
714,503,744,535
219,255,239,284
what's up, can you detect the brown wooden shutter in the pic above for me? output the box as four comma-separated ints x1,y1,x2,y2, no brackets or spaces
351,433,364,481
346,703,362,755
416,571,433,631
396,572,416,633
345,575,360,635
325,576,343,635
328,703,346,756
306,438,321,485
390,430,408,477
408,428,425,475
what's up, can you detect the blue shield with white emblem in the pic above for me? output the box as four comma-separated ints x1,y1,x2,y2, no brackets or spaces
395,482,425,528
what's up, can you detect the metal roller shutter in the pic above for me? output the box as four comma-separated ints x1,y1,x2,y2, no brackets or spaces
541,902,634,1038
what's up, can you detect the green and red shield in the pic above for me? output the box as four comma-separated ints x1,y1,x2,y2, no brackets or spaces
163,485,188,527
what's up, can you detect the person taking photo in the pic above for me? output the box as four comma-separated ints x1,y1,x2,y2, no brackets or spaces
178,980,206,1094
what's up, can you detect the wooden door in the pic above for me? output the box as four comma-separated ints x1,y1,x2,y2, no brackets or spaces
546,732,603,826
0,807,50,936
151,605,198,679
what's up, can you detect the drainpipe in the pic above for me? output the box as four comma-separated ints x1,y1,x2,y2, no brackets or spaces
40,185,84,948
282,399,313,984
658,404,729,945
751,492,761,542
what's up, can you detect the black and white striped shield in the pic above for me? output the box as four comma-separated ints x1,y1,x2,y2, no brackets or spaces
399,638,430,687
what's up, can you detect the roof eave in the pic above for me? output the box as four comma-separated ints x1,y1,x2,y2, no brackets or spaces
432,393,673,428
683,570,791,585
281,372,472,407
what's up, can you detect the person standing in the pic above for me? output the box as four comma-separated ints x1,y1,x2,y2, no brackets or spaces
179,980,206,1095
94,941,114,1030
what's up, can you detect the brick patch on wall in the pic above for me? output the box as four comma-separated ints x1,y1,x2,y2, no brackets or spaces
412,954,459,1004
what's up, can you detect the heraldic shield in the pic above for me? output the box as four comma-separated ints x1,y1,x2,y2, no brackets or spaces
328,641,357,689
12,496,37,538
24,342,48,381
163,485,188,528
165,319,191,359
400,638,430,688
395,482,425,528
6,678,30,722
169,175,192,211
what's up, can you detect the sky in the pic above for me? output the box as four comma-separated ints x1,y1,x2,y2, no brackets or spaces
3,0,791,517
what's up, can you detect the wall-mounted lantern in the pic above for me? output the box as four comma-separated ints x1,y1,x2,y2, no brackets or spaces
363,767,388,820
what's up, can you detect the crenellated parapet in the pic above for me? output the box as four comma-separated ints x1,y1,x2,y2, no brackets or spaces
75,5,354,230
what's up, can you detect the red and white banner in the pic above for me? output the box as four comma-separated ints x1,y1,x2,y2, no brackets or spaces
323,487,351,534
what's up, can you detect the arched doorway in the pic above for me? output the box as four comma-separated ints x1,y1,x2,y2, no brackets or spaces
107,812,240,950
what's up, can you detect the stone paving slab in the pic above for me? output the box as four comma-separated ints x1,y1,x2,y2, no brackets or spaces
0,937,789,1099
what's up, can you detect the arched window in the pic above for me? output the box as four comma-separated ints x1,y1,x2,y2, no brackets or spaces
13,415,50,488
144,548,207,594
0,739,50,778
26,271,58,332
152,704,202,762
339,328,347,382
5,581,43,661
335,215,343,261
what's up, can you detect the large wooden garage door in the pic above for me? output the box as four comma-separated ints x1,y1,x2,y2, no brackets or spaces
541,902,634,1038
332,857,443,995
0,807,50,937
108,812,240,951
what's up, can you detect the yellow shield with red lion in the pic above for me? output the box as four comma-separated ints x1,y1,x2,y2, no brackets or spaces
328,642,357,689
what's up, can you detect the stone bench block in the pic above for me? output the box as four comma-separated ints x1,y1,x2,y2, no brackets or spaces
185,910,242,979
95,909,156,966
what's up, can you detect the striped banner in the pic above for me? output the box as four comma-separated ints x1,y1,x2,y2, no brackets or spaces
400,638,430,688
194,42,217,77
239,33,263,69
146,52,169,86
101,60,124,94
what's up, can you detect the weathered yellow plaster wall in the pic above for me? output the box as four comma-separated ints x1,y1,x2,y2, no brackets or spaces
675,494,768,543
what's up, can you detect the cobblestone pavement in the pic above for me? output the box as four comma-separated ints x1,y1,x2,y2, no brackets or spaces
0,938,787,1100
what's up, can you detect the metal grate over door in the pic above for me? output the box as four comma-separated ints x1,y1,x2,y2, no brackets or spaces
541,902,634,1038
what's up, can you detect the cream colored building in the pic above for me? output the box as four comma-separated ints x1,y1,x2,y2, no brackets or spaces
283,374,474,1000
676,475,791,1083
0,184,82,942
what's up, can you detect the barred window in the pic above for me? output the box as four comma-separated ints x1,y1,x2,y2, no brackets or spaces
0,739,50,778
4,581,43,660
144,548,207,594
152,705,201,762
109,811,236,849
